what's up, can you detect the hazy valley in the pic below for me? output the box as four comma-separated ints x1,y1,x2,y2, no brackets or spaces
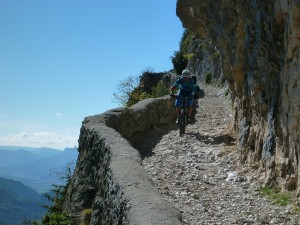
0,146,78,225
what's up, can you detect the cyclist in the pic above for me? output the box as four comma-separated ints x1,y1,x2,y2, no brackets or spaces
170,69,196,124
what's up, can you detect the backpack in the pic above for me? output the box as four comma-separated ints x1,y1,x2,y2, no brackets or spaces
194,85,205,99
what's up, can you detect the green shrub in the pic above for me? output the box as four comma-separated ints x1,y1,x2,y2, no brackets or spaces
112,75,140,106
80,209,92,225
21,219,40,225
171,51,187,75
114,69,171,107
126,80,169,107
151,80,169,98
42,164,73,225
42,211,70,225
208,51,220,61
205,73,212,84
220,76,226,84
126,85,151,107
81,209,92,216
260,187,291,206
225,88,230,96
171,29,196,75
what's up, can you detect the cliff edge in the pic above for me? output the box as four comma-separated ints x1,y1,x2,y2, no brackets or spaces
64,96,182,225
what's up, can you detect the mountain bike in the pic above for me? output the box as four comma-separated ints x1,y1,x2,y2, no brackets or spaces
170,94,193,137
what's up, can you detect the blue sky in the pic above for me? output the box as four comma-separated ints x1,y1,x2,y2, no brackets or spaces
0,1,184,149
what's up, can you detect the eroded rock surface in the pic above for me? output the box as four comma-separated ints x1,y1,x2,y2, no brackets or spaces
176,0,300,191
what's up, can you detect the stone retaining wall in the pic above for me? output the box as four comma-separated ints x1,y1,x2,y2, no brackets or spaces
64,96,183,225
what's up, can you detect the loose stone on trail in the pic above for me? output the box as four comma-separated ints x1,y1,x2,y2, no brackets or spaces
142,84,300,225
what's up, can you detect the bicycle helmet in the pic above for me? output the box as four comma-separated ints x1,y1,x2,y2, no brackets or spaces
182,69,190,77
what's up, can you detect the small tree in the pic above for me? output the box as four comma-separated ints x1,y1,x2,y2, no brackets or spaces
42,163,74,225
112,75,140,106
42,184,70,225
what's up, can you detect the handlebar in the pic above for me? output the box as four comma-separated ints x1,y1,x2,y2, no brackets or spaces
170,94,195,100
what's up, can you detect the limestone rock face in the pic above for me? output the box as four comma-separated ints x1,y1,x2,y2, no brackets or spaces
139,71,178,93
176,0,300,189
187,37,224,85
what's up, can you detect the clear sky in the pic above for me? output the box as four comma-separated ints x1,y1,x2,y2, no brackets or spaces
0,1,184,149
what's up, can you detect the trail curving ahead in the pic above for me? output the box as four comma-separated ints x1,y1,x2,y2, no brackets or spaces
141,84,300,225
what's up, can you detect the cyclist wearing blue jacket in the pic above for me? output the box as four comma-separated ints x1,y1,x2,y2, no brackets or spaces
170,69,196,124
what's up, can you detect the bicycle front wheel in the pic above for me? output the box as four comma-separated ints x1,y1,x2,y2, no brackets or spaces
179,109,186,136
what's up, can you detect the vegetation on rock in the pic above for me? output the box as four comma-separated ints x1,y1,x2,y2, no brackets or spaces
171,29,195,75
113,70,170,107
41,164,73,225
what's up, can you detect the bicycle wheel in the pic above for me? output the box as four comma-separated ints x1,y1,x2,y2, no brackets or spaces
179,109,186,136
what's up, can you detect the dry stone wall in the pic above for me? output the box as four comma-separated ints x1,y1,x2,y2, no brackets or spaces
64,96,182,225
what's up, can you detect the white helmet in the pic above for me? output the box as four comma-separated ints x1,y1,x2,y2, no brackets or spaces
182,69,190,77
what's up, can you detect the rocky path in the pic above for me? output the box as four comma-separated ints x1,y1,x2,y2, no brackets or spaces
142,84,300,225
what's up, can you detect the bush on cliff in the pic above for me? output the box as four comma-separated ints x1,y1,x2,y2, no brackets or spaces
126,85,152,107
151,80,170,98
42,164,73,225
171,50,187,75
113,70,170,107
171,29,196,75
113,75,140,106
126,80,169,107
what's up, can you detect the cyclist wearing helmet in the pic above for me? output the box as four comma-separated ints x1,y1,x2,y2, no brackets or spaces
170,69,196,124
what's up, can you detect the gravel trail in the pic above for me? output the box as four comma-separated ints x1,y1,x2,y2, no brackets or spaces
141,84,300,225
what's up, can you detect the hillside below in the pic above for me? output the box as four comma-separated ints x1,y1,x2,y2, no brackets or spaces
0,147,78,192
141,84,300,224
0,177,48,225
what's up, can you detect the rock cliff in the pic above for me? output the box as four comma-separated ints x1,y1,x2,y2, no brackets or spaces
176,0,300,191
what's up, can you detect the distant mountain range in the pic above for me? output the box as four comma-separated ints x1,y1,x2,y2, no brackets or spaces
0,146,78,193
0,176,49,225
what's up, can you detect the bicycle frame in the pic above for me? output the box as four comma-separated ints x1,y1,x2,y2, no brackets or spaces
170,94,193,136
